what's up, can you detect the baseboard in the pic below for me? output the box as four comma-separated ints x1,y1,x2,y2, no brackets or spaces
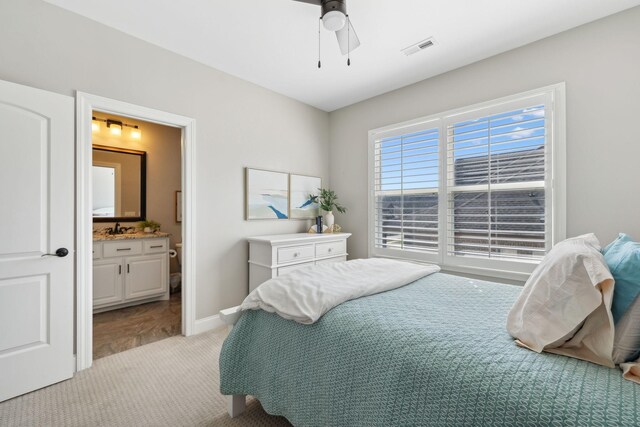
193,314,225,335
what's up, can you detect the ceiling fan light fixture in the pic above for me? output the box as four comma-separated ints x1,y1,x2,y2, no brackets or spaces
323,10,346,31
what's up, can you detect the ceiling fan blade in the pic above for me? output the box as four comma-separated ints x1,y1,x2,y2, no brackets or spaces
335,19,360,55
292,0,323,5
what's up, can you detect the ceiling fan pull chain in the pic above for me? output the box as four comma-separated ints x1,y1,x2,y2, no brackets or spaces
347,14,351,66
318,17,322,69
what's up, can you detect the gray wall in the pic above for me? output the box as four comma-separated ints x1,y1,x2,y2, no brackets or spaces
329,7,640,261
0,0,330,319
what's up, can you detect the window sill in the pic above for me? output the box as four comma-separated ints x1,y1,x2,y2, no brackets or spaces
439,264,529,285
372,254,531,284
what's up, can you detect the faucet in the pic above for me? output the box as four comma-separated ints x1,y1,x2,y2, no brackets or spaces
105,223,131,235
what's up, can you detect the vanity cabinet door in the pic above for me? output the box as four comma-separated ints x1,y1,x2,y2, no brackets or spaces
93,259,124,307
124,254,168,300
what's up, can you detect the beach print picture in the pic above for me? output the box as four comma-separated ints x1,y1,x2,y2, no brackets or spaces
289,174,321,219
246,168,289,220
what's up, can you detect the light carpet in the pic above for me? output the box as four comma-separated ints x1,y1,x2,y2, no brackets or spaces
0,329,291,427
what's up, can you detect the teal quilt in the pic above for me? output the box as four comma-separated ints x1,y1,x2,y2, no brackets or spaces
220,273,640,426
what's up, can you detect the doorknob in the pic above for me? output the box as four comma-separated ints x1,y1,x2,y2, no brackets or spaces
42,248,69,258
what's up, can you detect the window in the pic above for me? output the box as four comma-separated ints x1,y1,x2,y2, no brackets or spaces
369,85,565,279
373,126,440,255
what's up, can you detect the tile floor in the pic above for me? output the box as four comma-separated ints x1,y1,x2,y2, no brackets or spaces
93,292,181,359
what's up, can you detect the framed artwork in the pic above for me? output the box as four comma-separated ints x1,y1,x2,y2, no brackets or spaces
175,191,182,223
245,168,289,220
289,174,321,219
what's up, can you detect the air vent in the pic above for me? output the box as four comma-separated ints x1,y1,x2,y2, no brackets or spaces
401,37,437,56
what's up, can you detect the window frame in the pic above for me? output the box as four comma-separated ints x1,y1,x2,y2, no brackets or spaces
367,83,566,281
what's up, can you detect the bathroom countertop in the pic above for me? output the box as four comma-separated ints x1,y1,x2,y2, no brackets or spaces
93,231,170,241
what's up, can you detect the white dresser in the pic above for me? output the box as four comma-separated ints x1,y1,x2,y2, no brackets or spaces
92,236,170,312
247,233,351,292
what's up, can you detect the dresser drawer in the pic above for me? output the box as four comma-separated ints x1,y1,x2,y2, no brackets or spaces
277,244,314,264
144,239,168,254
278,261,314,277
103,240,143,258
316,240,346,258
92,243,102,260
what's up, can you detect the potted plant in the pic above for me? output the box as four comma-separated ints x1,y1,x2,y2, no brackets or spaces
138,219,161,233
311,188,346,230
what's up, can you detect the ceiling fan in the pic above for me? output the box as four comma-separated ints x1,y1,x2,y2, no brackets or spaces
293,0,361,67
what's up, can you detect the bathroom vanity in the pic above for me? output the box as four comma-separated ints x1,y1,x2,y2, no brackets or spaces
92,233,170,313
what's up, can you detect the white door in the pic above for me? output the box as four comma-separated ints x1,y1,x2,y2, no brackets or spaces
0,80,74,402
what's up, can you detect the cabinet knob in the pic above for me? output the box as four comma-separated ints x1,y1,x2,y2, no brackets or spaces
328,248,333,253
293,252,299,257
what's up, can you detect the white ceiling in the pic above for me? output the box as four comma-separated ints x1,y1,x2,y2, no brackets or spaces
44,0,640,111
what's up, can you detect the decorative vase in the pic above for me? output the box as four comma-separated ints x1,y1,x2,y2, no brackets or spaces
324,211,334,230
144,227,152,233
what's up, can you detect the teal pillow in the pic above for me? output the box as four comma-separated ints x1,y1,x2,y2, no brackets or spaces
603,233,640,323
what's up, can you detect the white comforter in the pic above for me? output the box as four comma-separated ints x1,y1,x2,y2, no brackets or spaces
241,258,440,324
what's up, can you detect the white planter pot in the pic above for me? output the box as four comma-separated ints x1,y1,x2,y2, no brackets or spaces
144,227,152,233
324,211,334,229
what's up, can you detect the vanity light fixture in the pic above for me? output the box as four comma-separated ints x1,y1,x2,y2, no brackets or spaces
107,119,123,136
129,126,142,140
93,116,142,140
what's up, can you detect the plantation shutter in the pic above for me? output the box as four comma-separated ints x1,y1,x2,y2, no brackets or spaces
445,101,549,261
369,86,562,277
373,125,440,256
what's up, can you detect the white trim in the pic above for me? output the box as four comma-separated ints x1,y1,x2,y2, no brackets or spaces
367,83,567,279
220,306,243,327
369,117,440,141
550,84,567,246
369,84,565,138
439,267,527,285
193,314,226,335
371,254,530,283
75,92,198,371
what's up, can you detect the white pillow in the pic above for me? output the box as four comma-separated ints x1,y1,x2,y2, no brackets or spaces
507,233,616,367
613,295,640,364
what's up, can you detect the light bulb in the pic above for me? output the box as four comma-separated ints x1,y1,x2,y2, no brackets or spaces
323,10,346,32
92,120,100,133
130,127,142,140
109,124,122,136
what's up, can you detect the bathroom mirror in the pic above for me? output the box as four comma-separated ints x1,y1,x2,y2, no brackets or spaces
92,145,146,222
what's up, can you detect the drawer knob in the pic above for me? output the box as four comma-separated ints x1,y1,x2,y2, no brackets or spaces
328,248,333,253
293,252,299,257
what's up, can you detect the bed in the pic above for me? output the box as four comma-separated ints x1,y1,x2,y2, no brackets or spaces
219,272,640,426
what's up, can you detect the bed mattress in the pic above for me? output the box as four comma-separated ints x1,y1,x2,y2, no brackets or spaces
220,273,640,426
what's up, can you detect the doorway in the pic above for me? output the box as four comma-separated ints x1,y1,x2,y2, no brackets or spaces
91,113,183,359
76,92,197,371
